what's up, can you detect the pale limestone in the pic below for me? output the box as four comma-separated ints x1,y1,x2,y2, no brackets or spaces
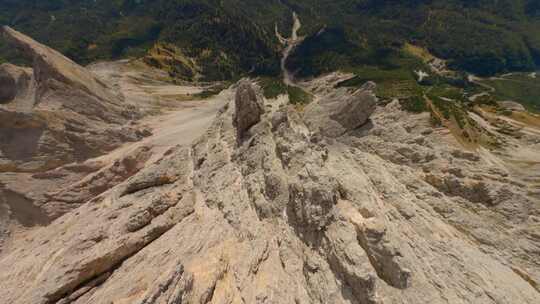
0,78,538,304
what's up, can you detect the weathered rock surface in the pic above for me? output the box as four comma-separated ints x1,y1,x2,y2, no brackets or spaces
0,28,156,253
0,79,538,304
1,26,118,104
0,48,229,256
303,82,377,137
0,26,144,173
0,63,34,106
234,80,263,139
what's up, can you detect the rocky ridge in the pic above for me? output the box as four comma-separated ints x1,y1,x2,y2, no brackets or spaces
0,71,538,304
0,26,144,173
0,27,153,251
0,28,224,253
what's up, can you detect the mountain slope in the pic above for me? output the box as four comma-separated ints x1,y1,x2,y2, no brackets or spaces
0,0,291,80
0,76,539,303
0,24,539,303
0,26,145,173
1,0,539,79
0,28,233,254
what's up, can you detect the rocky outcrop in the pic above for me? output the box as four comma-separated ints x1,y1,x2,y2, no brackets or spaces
303,82,377,137
0,63,35,106
1,26,117,104
0,133,156,254
0,27,153,252
0,79,538,304
234,81,263,139
0,26,145,173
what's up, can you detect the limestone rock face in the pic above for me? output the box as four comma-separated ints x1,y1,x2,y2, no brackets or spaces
303,82,377,137
0,79,539,304
1,26,117,103
0,27,151,253
0,63,34,105
234,80,263,139
0,26,145,172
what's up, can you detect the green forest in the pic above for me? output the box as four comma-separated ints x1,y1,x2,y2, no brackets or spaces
1,0,540,80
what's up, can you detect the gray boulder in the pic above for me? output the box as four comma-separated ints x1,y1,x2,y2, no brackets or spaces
234,81,263,139
303,83,377,137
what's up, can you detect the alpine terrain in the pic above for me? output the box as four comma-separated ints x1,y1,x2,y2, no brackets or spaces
0,2,539,304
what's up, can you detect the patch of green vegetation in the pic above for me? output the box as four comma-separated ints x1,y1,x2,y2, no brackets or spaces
473,94,498,107
2,0,539,80
427,84,469,126
144,43,201,81
427,84,475,130
399,96,428,113
259,77,288,99
429,95,452,120
259,77,312,105
285,0,540,77
287,85,313,105
335,52,427,100
421,8,536,76
480,75,540,113
428,85,467,103
453,107,468,129
0,0,288,80
292,34,429,82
